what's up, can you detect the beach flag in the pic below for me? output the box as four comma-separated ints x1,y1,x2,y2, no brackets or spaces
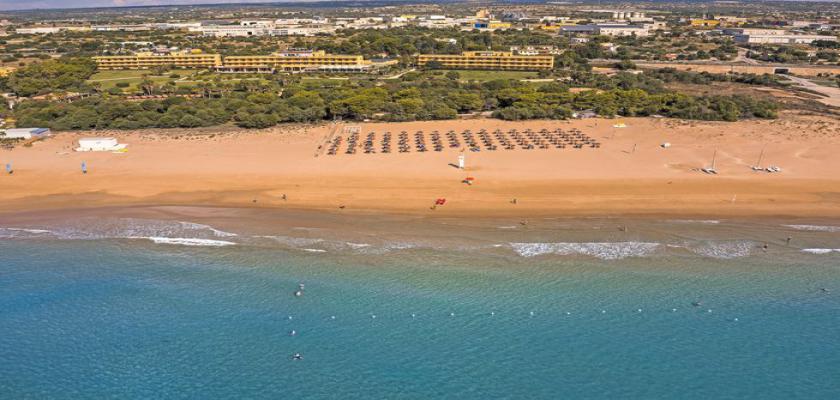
5,163,11,174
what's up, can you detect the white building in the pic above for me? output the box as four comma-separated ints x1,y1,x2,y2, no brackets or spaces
270,27,335,36
417,16,461,29
275,18,330,26
240,20,275,27
16,27,63,34
152,22,202,30
0,128,51,139
192,25,270,37
596,25,650,37
510,45,564,55
76,138,126,152
724,28,787,36
733,33,837,45
92,25,150,32
15,26,90,34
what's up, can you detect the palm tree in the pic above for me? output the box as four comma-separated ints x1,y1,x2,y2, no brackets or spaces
140,79,156,96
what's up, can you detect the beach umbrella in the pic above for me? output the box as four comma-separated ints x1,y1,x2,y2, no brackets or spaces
5,162,11,174
81,161,87,174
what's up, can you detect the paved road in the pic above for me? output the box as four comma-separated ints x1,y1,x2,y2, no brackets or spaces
381,68,415,80
782,74,840,108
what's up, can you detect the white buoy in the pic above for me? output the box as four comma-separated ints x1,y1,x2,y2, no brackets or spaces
566,312,571,315
529,311,535,316
411,313,416,318
733,318,739,322
330,315,336,320
637,308,643,313
490,311,495,316
707,309,713,313
289,330,296,336
671,308,677,312
288,316,293,320
371,314,376,319
449,312,455,317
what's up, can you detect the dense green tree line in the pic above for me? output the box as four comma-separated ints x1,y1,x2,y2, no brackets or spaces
3,58,97,97
646,68,784,87
13,68,778,130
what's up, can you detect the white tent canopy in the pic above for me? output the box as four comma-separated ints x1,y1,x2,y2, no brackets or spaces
76,137,127,152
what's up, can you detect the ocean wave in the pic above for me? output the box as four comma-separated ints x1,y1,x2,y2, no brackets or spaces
130,237,236,247
2,219,243,248
302,248,327,253
509,242,660,260
178,221,238,237
335,241,418,255
5,228,52,233
783,225,840,233
685,241,754,259
0,227,55,238
253,235,324,247
40,218,239,241
801,248,840,254
668,219,721,225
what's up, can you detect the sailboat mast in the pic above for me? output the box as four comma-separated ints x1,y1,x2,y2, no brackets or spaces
756,145,765,167
711,150,717,170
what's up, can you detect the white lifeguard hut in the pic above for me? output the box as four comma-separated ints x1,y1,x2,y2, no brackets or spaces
458,153,465,169
76,137,127,152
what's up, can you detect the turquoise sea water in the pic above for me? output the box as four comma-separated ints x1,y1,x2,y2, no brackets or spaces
1,216,839,399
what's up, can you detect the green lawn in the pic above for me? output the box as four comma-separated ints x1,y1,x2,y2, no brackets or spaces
89,70,139,80
87,69,200,91
438,69,539,81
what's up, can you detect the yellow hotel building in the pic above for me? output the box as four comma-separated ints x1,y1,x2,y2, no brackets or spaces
417,51,554,71
93,51,222,70
223,50,367,72
689,19,721,28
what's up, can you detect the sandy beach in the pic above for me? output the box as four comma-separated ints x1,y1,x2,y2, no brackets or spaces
2,114,840,218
